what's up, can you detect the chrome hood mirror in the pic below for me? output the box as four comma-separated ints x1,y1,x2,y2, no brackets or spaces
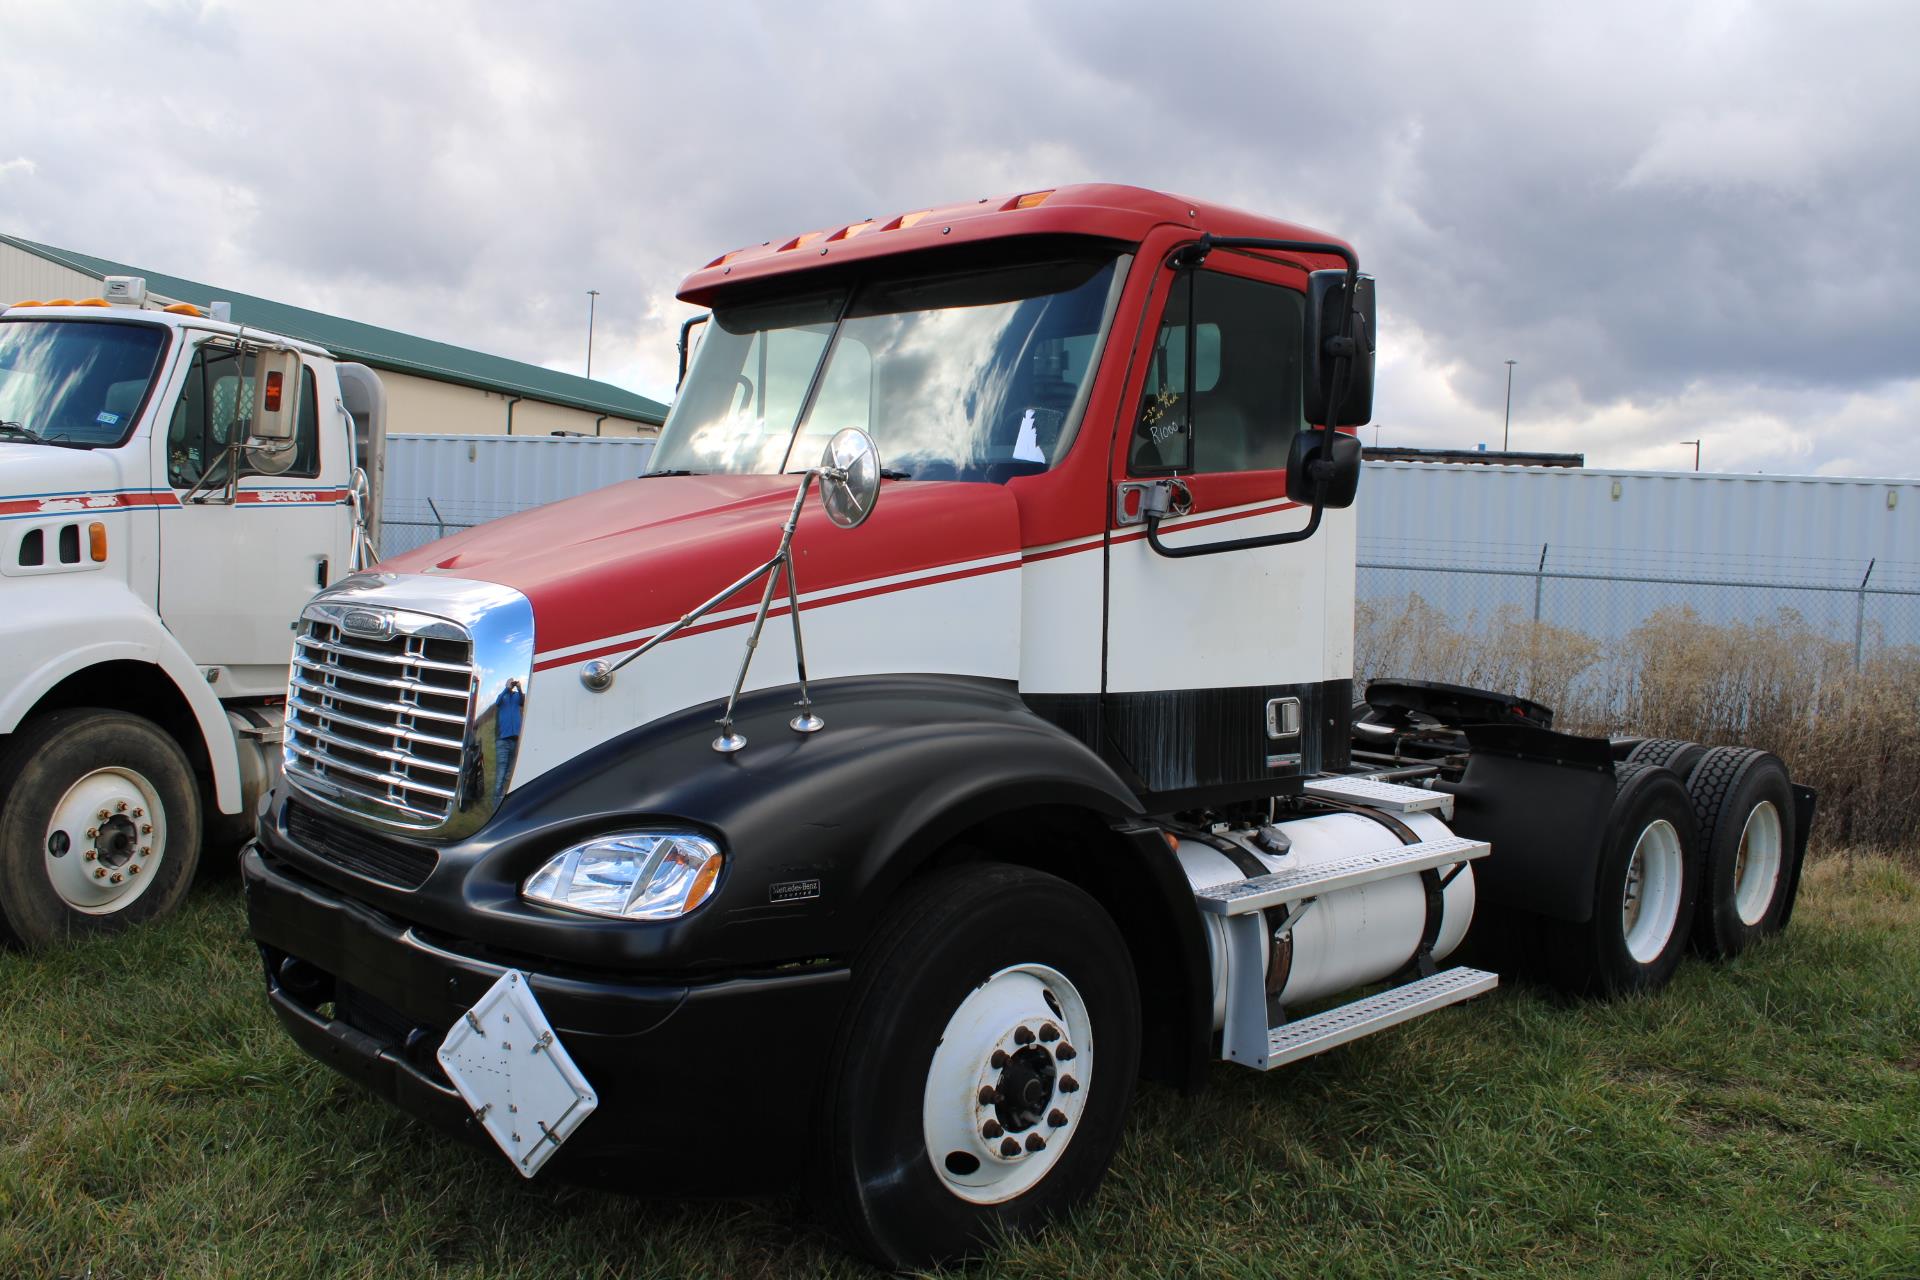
819,428,881,529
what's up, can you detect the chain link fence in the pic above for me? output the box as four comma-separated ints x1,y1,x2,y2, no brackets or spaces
378,499,498,558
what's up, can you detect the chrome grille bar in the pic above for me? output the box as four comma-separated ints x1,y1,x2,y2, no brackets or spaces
284,614,477,828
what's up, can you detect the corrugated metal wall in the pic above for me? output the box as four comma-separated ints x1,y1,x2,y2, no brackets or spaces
380,433,653,555
1357,463,1920,647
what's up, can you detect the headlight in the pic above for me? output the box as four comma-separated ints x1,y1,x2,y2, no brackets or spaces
522,831,724,921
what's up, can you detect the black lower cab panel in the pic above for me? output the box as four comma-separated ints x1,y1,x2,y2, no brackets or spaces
243,845,849,1196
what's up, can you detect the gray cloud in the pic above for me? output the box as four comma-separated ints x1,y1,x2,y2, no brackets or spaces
2,0,1914,475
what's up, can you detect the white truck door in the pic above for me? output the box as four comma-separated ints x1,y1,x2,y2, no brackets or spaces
157,343,346,692
1101,252,1355,801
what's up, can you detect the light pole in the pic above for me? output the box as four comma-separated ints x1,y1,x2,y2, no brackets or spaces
585,289,601,379
1502,359,1517,451
1681,439,1701,472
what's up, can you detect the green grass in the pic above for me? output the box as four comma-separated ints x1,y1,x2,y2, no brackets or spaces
4,855,1918,1279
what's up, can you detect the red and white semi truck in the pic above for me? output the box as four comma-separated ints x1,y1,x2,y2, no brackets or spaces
241,184,1812,1267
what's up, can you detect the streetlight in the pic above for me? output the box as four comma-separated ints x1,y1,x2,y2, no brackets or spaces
585,289,601,379
1502,359,1517,451
1681,439,1701,472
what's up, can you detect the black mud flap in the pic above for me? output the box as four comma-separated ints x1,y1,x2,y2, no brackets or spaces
1775,783,1820,930
1443,722,1618,923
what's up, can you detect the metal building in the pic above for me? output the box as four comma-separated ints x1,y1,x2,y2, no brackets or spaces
1,233,666,437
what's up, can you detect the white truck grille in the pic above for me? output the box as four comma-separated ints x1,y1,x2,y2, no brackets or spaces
286,618,475,826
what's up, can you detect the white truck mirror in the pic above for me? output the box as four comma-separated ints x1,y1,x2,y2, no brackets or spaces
248,348,303,442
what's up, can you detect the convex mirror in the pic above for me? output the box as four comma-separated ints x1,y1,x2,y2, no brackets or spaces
819,428,881,528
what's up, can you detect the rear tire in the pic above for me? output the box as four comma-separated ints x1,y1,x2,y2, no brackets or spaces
1625,737,1707,778
1533,762,1699,997
1685,747,1796,958
816,863,1140,1269
0,709,203,948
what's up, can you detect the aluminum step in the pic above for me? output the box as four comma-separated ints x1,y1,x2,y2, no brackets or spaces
1305,775,1454,819
1240,967,1500,1070
1193,835,1489,916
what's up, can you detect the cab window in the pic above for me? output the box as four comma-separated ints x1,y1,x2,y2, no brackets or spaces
168,347,321,488
1130,269,1305,474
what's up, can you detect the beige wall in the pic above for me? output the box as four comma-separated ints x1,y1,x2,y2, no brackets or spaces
378,370,658,438
0,247,102,304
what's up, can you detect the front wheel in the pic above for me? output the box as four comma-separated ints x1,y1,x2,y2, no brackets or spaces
0,708,203,947
817,863,1140,1269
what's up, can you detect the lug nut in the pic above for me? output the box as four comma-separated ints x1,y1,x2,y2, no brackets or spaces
97,809,109,820
989,1049,1008,1069
132,807,144,818
1049,1109,1068,1128
130,865,141,875
999,1137,1020,1158
139,846,151,856
86,827,98,839
141,824,152,835
1013,1026,1035,1046
1055,1043,1077,1062
1039,1023,1061,1042
1059,1076,1080,1094
977,1086,997,1106
110,873,123,884
84,850,97,862
982,1119,1003,1139
1025,1133,1046,1152
94,868,106,879
116,801,128,812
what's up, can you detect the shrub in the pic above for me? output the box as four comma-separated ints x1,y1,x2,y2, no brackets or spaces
1356,597,1920,853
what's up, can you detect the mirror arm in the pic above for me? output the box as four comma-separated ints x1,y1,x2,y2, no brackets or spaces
676,312,710,389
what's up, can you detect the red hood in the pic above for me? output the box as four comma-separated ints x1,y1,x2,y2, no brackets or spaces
382,474,1024,660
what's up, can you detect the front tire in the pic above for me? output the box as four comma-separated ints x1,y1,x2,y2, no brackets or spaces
0,709,203,947
817,863,1140,1269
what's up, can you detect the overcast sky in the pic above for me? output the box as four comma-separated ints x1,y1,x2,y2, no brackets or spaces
4,0,1916,476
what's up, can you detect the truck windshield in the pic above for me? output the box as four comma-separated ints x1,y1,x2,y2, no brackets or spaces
652,252,1128,482
0,319,169,448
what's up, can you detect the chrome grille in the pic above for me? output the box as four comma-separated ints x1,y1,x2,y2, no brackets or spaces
285,617,474,827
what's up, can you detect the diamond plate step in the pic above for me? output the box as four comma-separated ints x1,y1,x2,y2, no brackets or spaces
1305,775,1454,818
1254,967,1499,1070
1193,835,1489,916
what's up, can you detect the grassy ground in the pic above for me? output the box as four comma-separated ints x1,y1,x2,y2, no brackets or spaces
3,854,1917,1279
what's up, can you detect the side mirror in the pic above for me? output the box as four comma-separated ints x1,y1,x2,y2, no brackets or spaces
248,348,302,442
1286,428,1363,509
1303,270,1375,427
818,428,881,528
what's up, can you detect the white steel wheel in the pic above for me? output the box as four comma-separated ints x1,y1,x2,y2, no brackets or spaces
44,766,168,915
1621,818,1684,964
923,962,1092,1205
1732,801,1784,927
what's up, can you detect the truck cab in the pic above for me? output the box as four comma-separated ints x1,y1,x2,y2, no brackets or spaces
0,286,382,944
240,185,1808,1267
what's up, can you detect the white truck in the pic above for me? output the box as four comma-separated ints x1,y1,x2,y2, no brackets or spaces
0,282,383,946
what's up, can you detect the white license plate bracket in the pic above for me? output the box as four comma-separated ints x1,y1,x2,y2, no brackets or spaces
436,969,598,1177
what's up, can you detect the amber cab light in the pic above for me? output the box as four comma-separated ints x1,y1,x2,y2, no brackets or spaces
88,522,108,563
263,371,284,412
1010,189,1055,210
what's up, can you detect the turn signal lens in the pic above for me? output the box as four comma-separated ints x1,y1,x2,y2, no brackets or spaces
44,298,77,307
10,300,43,308
523,832,725,921
891,209,931,230
263,370,284,412
162,302,205,316
76,298,110,307
88,522,107,562
1010,189,1055,210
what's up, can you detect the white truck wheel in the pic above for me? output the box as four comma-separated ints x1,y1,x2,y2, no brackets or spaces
816,862,1139,1269
0,708,203,947
1685,747,1797,957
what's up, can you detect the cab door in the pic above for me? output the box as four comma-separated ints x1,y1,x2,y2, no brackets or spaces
1101,249,1354,803
157,342,342,693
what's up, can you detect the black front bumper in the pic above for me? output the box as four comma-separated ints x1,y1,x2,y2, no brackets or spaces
243,845,850,1196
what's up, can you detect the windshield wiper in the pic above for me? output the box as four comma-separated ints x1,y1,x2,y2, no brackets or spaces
880,468,912,480
0,420,40,442
641,468,704,478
